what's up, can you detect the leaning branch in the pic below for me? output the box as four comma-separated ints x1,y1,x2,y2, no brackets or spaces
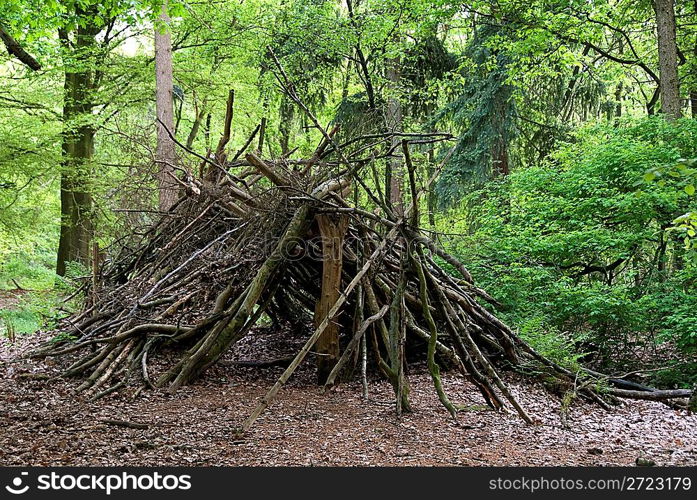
0,24,41,71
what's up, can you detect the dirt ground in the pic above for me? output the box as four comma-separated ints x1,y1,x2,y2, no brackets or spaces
0,289,29,312
1,329,696,467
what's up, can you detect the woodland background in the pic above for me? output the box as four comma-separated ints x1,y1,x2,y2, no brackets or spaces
0,0,696,390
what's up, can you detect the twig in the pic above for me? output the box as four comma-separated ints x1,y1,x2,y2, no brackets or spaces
100,419,150,430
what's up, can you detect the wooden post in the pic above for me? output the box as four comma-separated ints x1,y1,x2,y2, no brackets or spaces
314,214,349,384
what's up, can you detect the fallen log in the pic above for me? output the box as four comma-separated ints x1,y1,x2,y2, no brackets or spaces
608,389,692,401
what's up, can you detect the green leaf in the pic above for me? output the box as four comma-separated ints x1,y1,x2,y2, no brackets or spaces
685,184,695,196
643,172,656,182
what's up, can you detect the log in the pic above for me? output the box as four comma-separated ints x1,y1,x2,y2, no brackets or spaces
214,89,234,163
246,152,290,187
314,213,349,384
608,388,692,401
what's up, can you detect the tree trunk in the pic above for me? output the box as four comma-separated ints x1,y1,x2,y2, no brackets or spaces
204,112,212,151
654,0,682,120
279,96,294,156
385,57,404,215
56,19,98,277
155,0,178,211
690,5,697,118
314,214,349,384
427,146,436,227
57,104,94,277
185,107,204,149
615,81,623,118
491,95,510,177
491,139,510,177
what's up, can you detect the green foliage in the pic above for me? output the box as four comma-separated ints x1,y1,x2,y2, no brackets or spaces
0,289,67,337
436,23,517,203
645,157,697,253
402,36,457,117
440,117,697,385
518,316,585,372
1,308,40,336
0,249,56,291
0,256,83,338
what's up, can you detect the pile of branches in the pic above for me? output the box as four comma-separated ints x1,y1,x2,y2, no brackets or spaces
31,57,694,429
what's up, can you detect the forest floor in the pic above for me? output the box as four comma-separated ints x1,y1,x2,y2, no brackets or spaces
0,289,25,309
1,325,696,467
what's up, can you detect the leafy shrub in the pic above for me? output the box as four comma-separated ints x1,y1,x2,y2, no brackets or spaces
0,289,67,338
439,117,697,387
